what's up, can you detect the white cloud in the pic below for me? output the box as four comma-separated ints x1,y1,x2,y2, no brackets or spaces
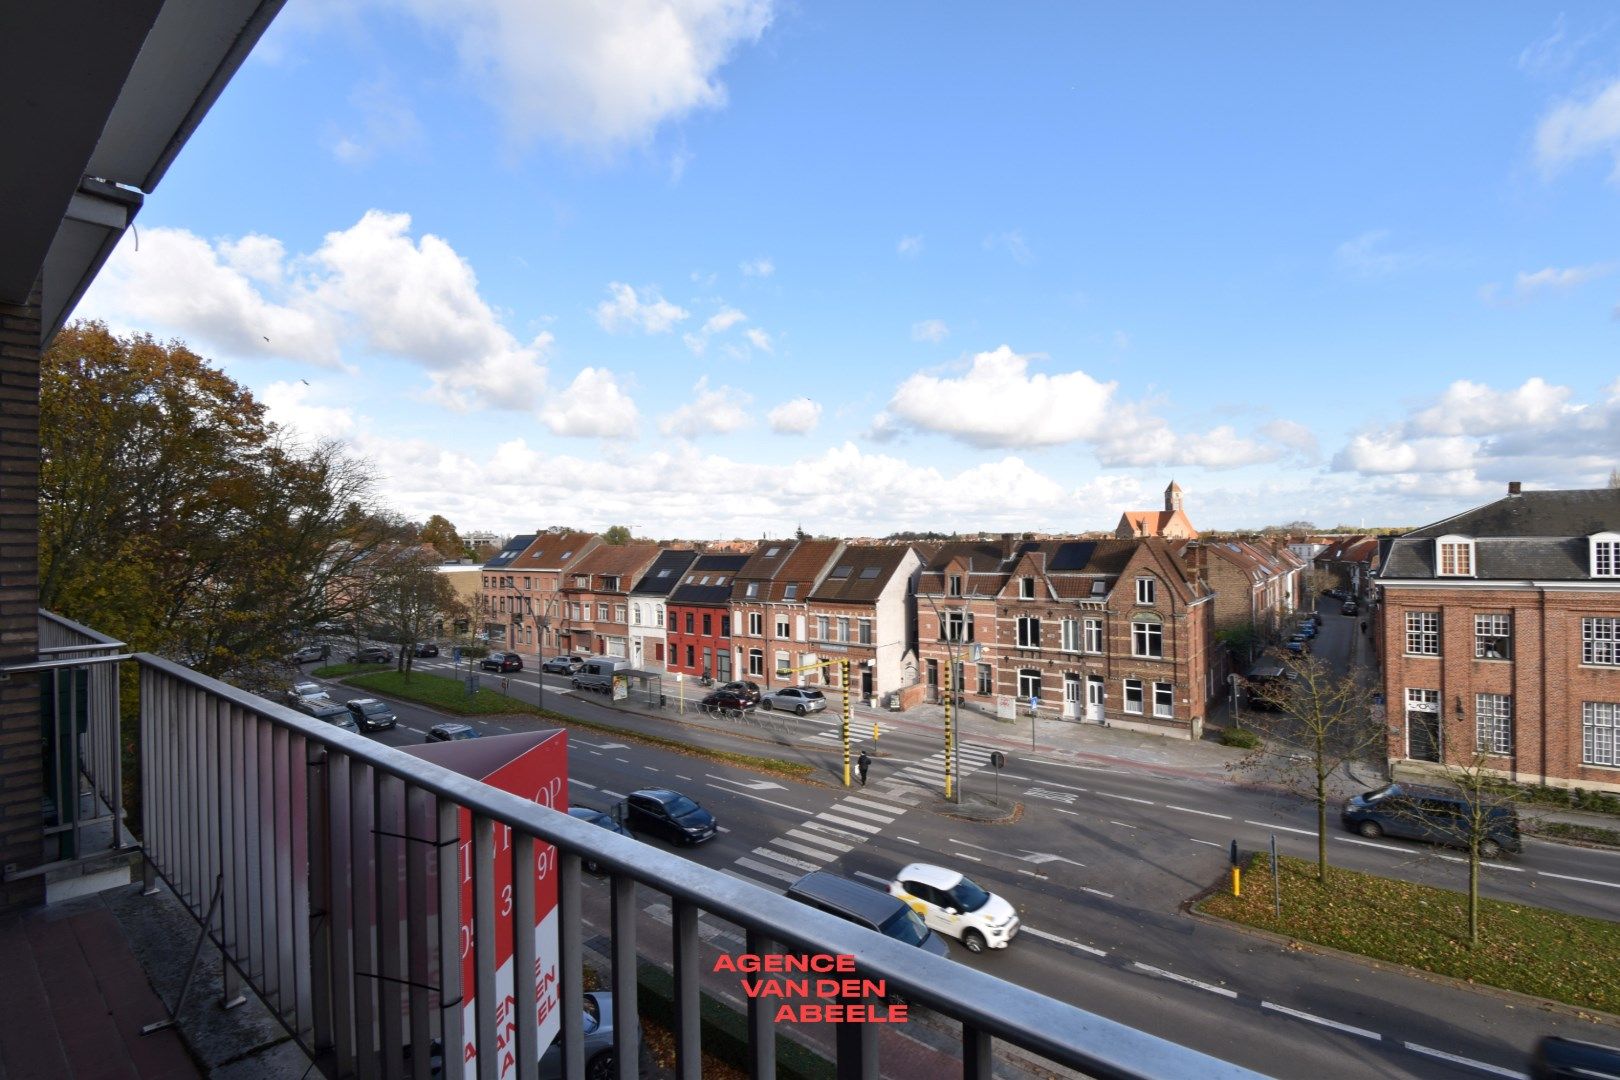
401,0,774,149
541,367,640,437
886,346,1116,448
911,319,949,343
767,397,820,434
982,230,1032,264
329,79,424,165
1534,75,1620,178
1480,263,1613,305
83,210,557,414
1259,419,1320,458
703,307,746,334
744,327,773,353
1334,229,1430,278
659,376,752,437
1094,419,1281,470
1406,377,1580,436
593,282,689,334
261,380,357,440
896,235,923,257
740,256,774,277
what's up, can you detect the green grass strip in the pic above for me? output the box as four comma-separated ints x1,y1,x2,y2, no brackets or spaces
635,960,832,1080
1199,853,1620,1014
1533,821,1620,848
335,669,814,781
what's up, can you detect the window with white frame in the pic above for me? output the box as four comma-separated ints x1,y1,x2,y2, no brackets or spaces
603,576,619,592
745,582,760,598
816,615,829,640
977,663,993,695
837,616,851,642
858,618,873,645
1153,681,1174,718
574,575,588,588
1131,616,1163,658
1474,614,1510,660
1476,693,1512,755
655,604,663,624
1405,611,1440,655
1016,615,1042,648
1583,701,1618,766
1585,618,1620,666
1436,536,1474,577
1084,617,1104,653
942,610,974,643
614,605,625,623
1123,678,1144,714
1591,534,1620,578
1135,577,1156,605
1017,669,1041,700
774,615,789,637
948,575,963,597
775,651,789,677
597,603,609,621
1020,577,1036,599
1060,618,1082,653
1090,579,1108,598
632,604,641,625
748,649,764,676
748,612,763,636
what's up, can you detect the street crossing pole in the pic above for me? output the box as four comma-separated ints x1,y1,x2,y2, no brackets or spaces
943,665,954,801
840,658,852,787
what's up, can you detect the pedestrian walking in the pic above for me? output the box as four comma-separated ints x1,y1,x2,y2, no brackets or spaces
856,750,871,786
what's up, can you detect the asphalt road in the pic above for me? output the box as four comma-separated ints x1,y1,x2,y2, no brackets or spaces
301,659,1620,1080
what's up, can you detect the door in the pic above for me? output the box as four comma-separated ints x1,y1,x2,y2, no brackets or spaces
861,668,874,704
1085,677,1104,723
926,659,939,703
1408,696,1441,762
1063,674,1082,720
717,650,731,681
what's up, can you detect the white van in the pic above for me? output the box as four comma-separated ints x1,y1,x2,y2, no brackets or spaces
572,656,632,693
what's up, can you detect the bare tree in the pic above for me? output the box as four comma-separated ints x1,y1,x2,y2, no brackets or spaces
1238,654,1386,880
368,545,465,677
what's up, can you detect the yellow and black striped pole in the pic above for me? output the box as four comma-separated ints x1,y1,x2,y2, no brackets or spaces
943,664,954,800
841,658,852,786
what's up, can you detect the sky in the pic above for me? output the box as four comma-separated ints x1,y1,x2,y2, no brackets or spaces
78,2,1620,541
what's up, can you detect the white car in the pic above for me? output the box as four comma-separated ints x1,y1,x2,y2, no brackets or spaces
889,862,1019,953
759,685,828,715
289,680,327,701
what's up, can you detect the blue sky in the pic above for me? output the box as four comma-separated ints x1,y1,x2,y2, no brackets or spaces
80,3,1620,540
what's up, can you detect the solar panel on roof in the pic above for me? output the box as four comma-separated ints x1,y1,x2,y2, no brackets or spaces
1049,542,1095,571
1018,540,1039,554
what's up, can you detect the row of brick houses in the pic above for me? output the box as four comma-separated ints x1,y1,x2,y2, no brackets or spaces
475,483,1313,739
1376,483,1620,794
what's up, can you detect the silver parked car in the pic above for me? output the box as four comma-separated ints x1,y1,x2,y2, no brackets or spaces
759,685,828,715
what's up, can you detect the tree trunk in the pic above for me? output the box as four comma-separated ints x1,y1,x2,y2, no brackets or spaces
1468,847,1480,946
1315,782,1328,881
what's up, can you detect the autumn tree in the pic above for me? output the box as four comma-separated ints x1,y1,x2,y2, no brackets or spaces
365,543,466,675
419,514,464,559
1236,654,1386,880
41,322,386,685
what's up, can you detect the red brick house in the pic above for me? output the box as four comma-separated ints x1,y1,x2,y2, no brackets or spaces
1376,483,1620,792
800,544,922,705
728,539,843,690
492,530,600,660
918,536,1216,737
557,543,661,658
1314,535,1381,599
479,532,537,653
665,553,750,681
1176,538,1305,643
1115,480,1199,540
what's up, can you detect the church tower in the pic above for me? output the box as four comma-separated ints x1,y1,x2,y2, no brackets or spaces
1165,479,1183,514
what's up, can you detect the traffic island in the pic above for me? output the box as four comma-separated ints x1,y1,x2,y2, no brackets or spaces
934,792,1022,825
1196,853,1620,1015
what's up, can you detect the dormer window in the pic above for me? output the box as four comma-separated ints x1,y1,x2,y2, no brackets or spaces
1592,533,1620,578
1435,535,1474,577
1135,577,1156,605
1091,579,1108,597
1020,577,1036,599
746,582,760,598
783,583,798,600
948,575,963,597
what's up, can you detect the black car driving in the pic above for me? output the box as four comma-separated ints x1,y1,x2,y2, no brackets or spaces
622,789,716,845
346,645,394,663
481,651,523,672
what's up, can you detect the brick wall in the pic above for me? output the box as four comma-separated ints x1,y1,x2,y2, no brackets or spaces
0,285,42,912
1380,584,1620,792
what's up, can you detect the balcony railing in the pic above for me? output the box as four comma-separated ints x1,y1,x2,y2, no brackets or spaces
38,630,1263,1080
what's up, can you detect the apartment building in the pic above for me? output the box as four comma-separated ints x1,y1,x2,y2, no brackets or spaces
556,543,661,658
1377,483,1620,792
479,532,536,652
495,530,601,659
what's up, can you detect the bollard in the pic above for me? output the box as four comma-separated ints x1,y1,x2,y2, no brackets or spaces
1229,839,1242,897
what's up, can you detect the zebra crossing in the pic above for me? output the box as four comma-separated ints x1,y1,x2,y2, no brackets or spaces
723,742,1000,891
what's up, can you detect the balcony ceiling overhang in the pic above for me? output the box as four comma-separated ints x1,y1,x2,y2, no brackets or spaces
0,0,285,343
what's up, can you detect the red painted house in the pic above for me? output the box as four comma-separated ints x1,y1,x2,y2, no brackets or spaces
664,553,750,682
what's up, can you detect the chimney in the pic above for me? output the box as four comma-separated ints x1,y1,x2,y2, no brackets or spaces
1001,532,1016,555
1508,481,1521,495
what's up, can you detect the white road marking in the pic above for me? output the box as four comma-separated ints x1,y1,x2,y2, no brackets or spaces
1054,808,1081,817
1335,837,1405,852
751,847,821,874
706,774,787,792
1099,792,1155,805
826,803,896,824
1260,1001,1380,1040
615,757,630,763
1132,962,1237,998
572,780,597,790
771,838,837,862
602,790,626,800
894,835,919,845
816,812,881,834
643,765,660,772
1537,870,1620,889
676,775,693,781
1081,887,1113,898
734,857,799,883
843,795,908,815
1017,869,1045,879
802,821,869,843
786,828,852,853
1426,853,1523,872
1109,820,1137,829
1403,1042,1529,1079
951,852,983,862
853,870,888,886
1247,820,1314,836
1019,925,1107,957
1166,804,1231,820
588,750,602,756
702,786,810,815
1189,839,1222,848
718,827,732,834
